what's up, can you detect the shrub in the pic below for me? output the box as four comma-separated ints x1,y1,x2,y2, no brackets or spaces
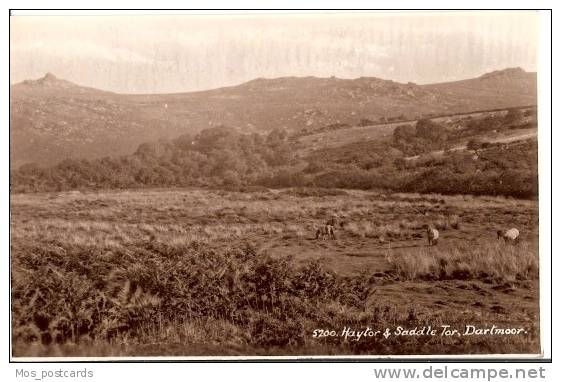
448,214,460,230
467,138,485,151
12,241,372,349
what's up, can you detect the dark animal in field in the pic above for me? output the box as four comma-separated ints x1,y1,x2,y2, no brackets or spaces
316,225,336,240
322,215,341,239
315,226,328,240
327,224,336,239
426,226,439,246
497,228,520,244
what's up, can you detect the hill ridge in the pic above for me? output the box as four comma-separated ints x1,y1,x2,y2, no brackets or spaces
10,68,537,167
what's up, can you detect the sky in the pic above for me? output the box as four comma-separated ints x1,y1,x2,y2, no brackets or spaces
10,11,540,94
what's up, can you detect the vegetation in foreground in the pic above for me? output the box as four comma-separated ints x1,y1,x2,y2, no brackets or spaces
11,189,540,356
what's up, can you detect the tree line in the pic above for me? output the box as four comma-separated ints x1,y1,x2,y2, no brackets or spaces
11,111,538,199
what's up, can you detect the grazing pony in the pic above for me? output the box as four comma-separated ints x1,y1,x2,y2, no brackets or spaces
324,216,340,239
315,225,336,240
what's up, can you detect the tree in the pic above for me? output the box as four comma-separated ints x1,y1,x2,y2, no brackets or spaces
392,124,415,142
18,162,43,176
358,118,374,127
415,119,447,141
135,142,159,159
173,133,194,151
195,126,238,152
466,138,484,151
222,170,241,186
266,128,288,145
210,148,247,177
504,108,523,126
470,115,502,132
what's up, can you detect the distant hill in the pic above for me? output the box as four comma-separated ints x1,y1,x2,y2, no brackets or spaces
10,68,537,167
423,67,537,110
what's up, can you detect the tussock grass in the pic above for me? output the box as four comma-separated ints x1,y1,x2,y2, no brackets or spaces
387,240,538,282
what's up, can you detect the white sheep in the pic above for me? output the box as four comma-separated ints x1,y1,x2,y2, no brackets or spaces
426,226,439,246
497,228,520,244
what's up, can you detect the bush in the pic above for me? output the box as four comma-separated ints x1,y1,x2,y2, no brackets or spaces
12,241,371,348
467,138,485,151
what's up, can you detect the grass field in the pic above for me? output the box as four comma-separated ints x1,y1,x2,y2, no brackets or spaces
11,188,540,357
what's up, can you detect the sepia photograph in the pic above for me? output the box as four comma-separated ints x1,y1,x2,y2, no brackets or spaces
9,10,547,359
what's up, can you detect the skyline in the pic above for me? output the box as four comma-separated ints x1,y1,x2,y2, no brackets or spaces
10,11,539,94
11,65,536,95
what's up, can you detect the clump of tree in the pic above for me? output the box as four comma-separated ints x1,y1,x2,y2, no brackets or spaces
466,138,486,151
387,114,407,122
11,122,538,199
393,108,537,157
358,118,375,127
465,114,503,133
392,119,449,156
303,139,538,199
465,107,535,134
503,108,524,126
11,126,295,193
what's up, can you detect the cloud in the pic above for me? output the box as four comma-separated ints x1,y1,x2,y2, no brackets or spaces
9,12,539,93
12,40,152,65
